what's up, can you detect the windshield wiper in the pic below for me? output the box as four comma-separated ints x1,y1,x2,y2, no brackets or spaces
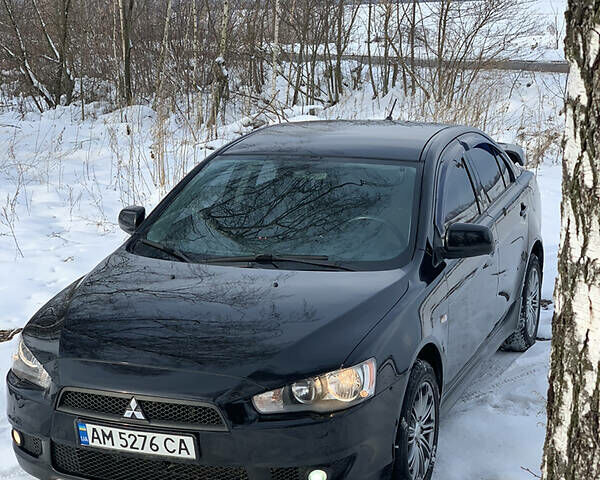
203,254,356,271
138,238,193,263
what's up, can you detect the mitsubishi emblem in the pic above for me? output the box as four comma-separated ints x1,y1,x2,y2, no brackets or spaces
123,397,146,420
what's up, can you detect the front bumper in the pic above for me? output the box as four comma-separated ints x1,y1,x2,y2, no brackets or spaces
7,371,408,480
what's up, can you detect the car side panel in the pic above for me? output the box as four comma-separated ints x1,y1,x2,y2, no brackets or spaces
489,176,530,319
343,268,440,384
435,139,500,384
444,211,499,383
460,134,530,331
527,172,543,259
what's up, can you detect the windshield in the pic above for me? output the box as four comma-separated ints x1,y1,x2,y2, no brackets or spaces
133,155,419,270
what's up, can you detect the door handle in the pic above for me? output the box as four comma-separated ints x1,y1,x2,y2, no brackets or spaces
520,203,528,217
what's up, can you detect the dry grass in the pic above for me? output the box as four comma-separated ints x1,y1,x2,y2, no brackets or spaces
0,328,22,343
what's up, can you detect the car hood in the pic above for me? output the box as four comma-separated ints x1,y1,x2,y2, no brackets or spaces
24,249,408,392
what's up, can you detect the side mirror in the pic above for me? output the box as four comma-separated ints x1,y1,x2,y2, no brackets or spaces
118,206,145,235
443,223,494,259
498,142,526,166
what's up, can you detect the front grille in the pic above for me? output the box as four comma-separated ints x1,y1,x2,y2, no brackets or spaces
271,467,301,480
21,433,42,457
52,443,249,480
57,389,225,430
61,391,129,416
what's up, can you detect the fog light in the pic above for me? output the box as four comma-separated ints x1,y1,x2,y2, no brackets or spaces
308,470,327,480
11,429,22,447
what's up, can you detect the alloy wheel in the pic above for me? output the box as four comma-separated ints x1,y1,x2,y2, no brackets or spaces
407,381,437,480
524,267,540,338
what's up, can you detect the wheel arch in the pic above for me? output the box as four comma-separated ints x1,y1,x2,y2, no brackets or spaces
531,239,544,276
416,342,444,395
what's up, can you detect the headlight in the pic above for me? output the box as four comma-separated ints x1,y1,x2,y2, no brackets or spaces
11,336,51,389
252,358,376,414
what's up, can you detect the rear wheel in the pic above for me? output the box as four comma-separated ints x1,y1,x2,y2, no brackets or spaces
502,254,542,352
392,360,440,480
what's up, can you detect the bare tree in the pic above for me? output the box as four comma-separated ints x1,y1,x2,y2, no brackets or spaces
207,0,230,132
271,0,280,98
154,0,173,105
1,0,54,110
31,0,74,106
153,0,173,190
332,0,360,103
367,2,377,98
0,0,545,128
541,1,600,479
118,0,134,106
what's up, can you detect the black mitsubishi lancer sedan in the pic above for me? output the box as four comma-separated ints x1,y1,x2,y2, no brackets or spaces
7,121,543,480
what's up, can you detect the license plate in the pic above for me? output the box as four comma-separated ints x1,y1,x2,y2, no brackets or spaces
76,422,196,460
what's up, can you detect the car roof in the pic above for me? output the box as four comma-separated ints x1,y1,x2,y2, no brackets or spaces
222,120,465,162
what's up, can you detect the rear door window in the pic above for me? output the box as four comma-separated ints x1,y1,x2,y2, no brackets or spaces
492,148,513,187
468,143,505,204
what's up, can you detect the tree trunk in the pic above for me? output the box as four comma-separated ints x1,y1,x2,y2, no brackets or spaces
31,0,73,106
192,0,204,128
409,0,416,96
436,0,450,104
271,0,280,98
118,0,135,106
541,2,600,479
154,0,173,105
58,0,74,105
207,0,229,132
153,0,173,190
367,2,377,98
333,0,344,104
1,0,55,110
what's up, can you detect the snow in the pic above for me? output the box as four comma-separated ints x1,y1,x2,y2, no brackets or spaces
536,163,562,300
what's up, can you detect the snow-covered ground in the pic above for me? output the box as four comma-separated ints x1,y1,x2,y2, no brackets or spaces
0,63,563,480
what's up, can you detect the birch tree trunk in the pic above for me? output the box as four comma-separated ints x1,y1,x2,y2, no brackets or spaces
541,2,600,479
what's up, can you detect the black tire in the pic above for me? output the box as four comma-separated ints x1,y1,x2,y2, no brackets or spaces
502,254,542,352
392,360,440,480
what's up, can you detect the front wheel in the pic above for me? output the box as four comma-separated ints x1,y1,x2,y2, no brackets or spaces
502,253,542,352
392,360,440,480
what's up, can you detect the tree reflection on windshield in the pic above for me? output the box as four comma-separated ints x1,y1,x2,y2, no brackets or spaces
138,156,417,267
